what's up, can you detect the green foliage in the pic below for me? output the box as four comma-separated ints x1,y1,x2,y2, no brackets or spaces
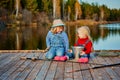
21,0,26,9
37,0,43,11
0,0,14,11
109,9,120,21
0,0,120,21
100,5,110,21
65,0,76,20
25,0,38,12
43,0,52,12
81,2,93,19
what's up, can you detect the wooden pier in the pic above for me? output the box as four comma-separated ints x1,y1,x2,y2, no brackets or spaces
0,50,120,80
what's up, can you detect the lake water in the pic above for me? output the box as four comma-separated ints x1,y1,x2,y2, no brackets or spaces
0,23,120,50
93,23,120,50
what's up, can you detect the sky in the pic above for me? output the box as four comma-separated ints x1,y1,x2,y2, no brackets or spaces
80,0,120,9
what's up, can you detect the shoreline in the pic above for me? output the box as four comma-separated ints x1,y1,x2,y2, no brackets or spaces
5,20,120,27
66,20,120,26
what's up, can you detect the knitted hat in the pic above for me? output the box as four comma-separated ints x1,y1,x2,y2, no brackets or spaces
52,19,65,28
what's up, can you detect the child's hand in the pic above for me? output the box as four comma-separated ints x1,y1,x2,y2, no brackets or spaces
80,51,85,55
44,47,50,52
68,49,72,53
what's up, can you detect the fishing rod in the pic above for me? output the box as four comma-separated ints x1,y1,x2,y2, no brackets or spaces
20,56,104,65
20,47,105,65
67,62,120,73
20,56,120,73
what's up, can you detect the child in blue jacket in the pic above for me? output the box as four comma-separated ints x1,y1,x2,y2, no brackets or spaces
45,19,71,60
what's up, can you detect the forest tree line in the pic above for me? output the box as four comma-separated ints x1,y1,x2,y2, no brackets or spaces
0,0,120,24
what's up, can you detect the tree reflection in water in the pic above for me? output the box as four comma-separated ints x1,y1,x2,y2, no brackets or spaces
0,23,120,50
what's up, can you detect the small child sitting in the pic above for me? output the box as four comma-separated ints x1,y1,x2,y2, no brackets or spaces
45,19,70,61
69,26,93,63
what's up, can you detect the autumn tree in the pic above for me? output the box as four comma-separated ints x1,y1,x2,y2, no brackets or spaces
65,0,76,20
99,5,110,21
15,0,21,18
75,0,82,20
53,0,61,19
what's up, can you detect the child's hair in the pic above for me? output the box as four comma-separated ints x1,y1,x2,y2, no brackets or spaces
76,26,94,52
50,26,64,34
77,26,92,41
51,27,57,34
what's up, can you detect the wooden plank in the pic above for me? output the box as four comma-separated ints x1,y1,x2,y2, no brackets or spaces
25,53,45,80
0,52,119,80
0,53,22,76
14,60,36,80
78,56,96,80
89,58,106,80
73,63,83,80
0,53,10,61
108,57,120,76
0,53,15,68
34,52,52,80
45,61,58,80
54,62,65,80
64,62,73,80
0,53,27,80
25,60,44,80
5,53,35,80
90,56,111,80
113,57,120,63
40,52,46,59
80,63,92,80
103,57,120,79
35,61,51,80
97,57,120,80
0,53,21,67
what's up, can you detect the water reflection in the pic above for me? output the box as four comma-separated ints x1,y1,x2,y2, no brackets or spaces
93,23,120,50
0,23,120,50
0,26,49,50
66,23,120,50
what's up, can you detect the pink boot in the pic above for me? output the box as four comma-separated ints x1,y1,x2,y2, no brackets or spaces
54,56,61,61
78,58,88,63
83,58,88,63
60,56,67,61
78,58,84,63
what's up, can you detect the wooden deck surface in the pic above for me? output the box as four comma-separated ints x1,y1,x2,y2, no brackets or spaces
0,51,120,80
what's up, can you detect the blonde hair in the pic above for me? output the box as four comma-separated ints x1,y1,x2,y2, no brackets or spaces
51,26,65,34
76,26,94,51
77,26,92,40
51,27,57,34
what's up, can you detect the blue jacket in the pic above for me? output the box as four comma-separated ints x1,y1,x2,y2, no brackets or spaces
46,31,69,52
